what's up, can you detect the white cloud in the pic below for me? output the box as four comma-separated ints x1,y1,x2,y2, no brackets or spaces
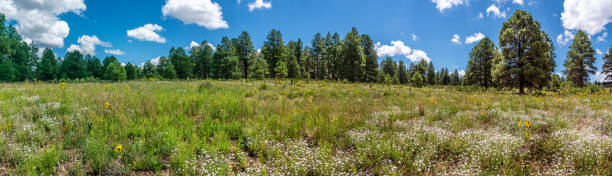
0,0,86,48
187,41,200,49
465,32,485,44
479,12,484,19
451,34,461,44
105,49,125,55
431,0,464,12
597,32,608,42
66,35,111,56
486,4,506,18
248,0,271,11
375,41,431,62
140,56,162,68
596,49,603,55
127,24,166,43
556,30,575,46
561,0,612,35
411,33,418,41
512,0,523,6
162,0,229,30
594,71,611,82
458,70,466,77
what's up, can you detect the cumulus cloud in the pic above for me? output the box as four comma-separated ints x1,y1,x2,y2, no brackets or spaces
186,41,216,50
465,32,485,44
375,41,431,62
127,24,166,43
556,30,575,46
458,70,466,77
104,49,125,55
411,33,418,41
594,71,611,83
139,56,162,68
248,0,271,11
596,49,603,55
486,4,506,18
451,34,461,44
512,0,523,6
479,12,484,19
561,0,612,35
431,0,464,12
0,0,86,48
597,32,608,42
162,0,229,30
66,35,111,56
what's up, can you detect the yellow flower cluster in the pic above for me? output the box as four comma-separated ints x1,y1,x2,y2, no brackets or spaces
0,124,9,131
115,144,123,153
104,102,110,109
59,82,67,89
518,120,532,138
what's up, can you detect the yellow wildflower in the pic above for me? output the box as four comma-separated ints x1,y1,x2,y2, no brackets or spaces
525,132,531,138
59,82,67,89
114,144,123,153
518,121,522,127
525,121,532,127
104,102,110,109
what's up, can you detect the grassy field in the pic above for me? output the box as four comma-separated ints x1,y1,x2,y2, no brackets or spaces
0,80,611,175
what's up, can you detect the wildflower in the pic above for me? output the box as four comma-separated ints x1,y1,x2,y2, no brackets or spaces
525,121,532,127
429,97,435,103
525,132,531,138
263,126,267,129
518,121,522,127
215,119,220,123
114,144,123,153
332,117,338,121
309,97,313,103
59,82,67,89
104,102,110,109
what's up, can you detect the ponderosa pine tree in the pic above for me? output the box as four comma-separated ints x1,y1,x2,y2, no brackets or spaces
381,57,397,77
426,61,435,85
285,41,301,78
339,27,365,82
192,41,214,79
496,10,552,93
212,37,238,79
85,55,103,78
310,33,324,79
262,29,285,78
157,56,177,79
169,47,193,79
62,50,87,79
235,31,254,79
603,46,612,82
37,48,58,80
361,34,379,82
398,60,408,84
412,71,424,88
125,63,137,80
564,30,596,87
466,37,496,88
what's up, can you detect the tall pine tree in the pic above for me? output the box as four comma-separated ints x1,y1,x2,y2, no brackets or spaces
564,30,596,87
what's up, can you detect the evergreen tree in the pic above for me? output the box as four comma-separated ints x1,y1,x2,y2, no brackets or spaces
37,48,58,80
157,56,177,79
564,30,596,87
142,61,157,78
61,50,87,79
411,72,424,88
381,57,397,77
0,56,14,82
85,55,103,78
262,29,285,78
603,46,612,82
192,41,214,79
310,33,324,79
426,61,435,85
398,60,408,84
125,63,137,80
169,47,193,79
450,69,461,85
235,31,255,79
361,34,379,82
212,37,238,79
250,54,269,80
466,37,496,87
103,61,126,81
339,27,365,82
274,60,288,78
496,10,553,93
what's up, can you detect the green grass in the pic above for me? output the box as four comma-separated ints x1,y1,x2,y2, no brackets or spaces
0,80,611,175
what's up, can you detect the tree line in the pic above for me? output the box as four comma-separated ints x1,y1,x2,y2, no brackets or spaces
465,10,612,93
2,10,611,89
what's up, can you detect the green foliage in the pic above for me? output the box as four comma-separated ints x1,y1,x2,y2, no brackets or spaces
339,27,365,82
157,56,177,79
37,48,59,80
412,71,424,87
235,31,255,79
497,10,553,93
466,37,496,88
564,30,597,87
61,51,87,79
170,47,193,79
603,46,612,82
104,61,127,81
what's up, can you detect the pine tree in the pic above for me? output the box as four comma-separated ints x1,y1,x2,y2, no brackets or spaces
310,33,324,79
192,41,214,79
603,46,612,83
157,56,177,79
381,57,397,77
37,48,58,80
564,30,596,87
125,63,137,80
412,72,424,88
398,60,408,84
62,50,87,79
250,54,269,80
235,31,254,79
142,61,157,78
466,37,496,88
361,34,379,82
169,47,193,79
103,61,126,81
212,37,238,79
262,29,285,78
497,10,553,93
85,55,103,78
426,61,435,85
285,41,302,78
339,27,365,82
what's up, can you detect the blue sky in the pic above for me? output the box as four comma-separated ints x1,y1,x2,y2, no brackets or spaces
1,0,611,81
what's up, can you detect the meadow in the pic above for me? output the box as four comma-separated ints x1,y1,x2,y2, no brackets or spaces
0,80,611,175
